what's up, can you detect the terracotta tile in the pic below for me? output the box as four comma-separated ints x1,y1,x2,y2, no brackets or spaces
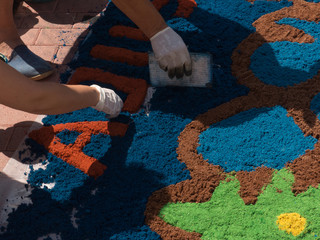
35,28,86,46
18,29,40,46
0,128,14,151
28,45,58,62
6,127,32,151
0,105,38,126
55,0,108,13
16,2,38,14
14,13,33,29
0,152,14,172
54,45,77,64
21,0,58,13
73,13,101,29
19,12,75,29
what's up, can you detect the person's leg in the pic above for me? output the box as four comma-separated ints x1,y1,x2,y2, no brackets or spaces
0,0,54,81
0,0,24,58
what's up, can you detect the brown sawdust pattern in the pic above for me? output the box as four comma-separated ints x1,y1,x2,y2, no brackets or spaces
144,0,320,239
29,121,128,178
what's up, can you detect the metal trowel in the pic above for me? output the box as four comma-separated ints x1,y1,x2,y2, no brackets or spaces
148,52,213,88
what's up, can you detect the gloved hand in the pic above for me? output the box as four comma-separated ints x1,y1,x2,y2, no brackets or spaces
90,84,123,118
150,26,192,79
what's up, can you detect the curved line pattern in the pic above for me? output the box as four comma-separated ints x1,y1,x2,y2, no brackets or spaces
145,0,320,238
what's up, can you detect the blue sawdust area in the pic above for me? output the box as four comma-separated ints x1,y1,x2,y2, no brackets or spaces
3,0,320,239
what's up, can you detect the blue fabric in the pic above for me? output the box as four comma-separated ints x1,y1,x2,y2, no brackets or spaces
8,45,53,78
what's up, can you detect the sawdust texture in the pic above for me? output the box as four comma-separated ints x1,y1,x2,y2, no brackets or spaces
231,0,320,194
90,45,149,66
109,26,149,41
29,121,128,178
145,1,320,238
287,146,320,195
236,167,274,205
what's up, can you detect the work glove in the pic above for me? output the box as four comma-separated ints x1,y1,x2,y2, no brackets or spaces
90,84,123,118
150,26,192,79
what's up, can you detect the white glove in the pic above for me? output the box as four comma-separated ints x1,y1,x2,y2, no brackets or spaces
150,26,192,79
90,84,123,118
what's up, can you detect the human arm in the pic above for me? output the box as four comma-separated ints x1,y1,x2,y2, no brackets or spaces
112,0,167,38
0,61,122,116
112,0,192,78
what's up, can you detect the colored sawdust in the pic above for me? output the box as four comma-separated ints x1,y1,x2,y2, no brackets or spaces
29,121,128,178
2,0,320,239
159,169,320,239
277,213,307,236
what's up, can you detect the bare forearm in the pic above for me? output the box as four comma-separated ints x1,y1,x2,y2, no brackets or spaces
25,83,100,115
0,61,99,115
112,0,167,38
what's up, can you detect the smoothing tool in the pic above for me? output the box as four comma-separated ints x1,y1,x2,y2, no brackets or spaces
148,52,213,88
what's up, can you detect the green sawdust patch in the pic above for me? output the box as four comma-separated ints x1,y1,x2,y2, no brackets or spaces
159,169,320,239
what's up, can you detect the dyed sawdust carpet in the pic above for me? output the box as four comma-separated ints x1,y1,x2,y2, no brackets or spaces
3,0,320,239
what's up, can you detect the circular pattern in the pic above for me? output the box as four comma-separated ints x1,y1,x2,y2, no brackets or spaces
197,106,317,172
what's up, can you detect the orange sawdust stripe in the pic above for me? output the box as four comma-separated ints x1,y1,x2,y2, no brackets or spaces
175,0,197,18
29,121,128,179
90,45,148,67
109,26,149,41
108,1,197,42
68,67,148,113
152,0,196,18
152,0,169,10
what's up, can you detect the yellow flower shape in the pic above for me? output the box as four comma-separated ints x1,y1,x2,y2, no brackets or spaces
276,213,306,236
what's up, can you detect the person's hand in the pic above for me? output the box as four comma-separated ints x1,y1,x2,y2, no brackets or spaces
90,84,123,118
150,27,192,79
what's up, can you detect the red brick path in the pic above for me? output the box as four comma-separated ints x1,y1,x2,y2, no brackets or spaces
0,0,109,171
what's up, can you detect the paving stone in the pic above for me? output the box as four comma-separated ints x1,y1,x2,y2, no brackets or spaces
55,0,108,13
0,128,14,151
19,12,75,29
6,127,32,151
28,45,58,62
18,29,40,45
35,28,85,46
54,45,78,64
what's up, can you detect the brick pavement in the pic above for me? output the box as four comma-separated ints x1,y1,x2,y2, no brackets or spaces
0,0,109,171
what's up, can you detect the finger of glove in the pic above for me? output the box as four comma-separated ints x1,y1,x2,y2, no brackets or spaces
104,89,123,118
172,48,191,79
174,48,191,79
173,49,189,79
175,65,184,79
168,65,176,79
165,53,177,79
159,57,169,72
160,55,176,78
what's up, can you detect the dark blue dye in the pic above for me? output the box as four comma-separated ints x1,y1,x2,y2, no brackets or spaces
3,0,311,239
311,93,320,116
83,134,112,159
57,130,81,145
198,106,317,172
251,18,320,87
28,153,89,202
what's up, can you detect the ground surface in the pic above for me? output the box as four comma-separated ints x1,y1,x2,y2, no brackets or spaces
2,0,320,239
